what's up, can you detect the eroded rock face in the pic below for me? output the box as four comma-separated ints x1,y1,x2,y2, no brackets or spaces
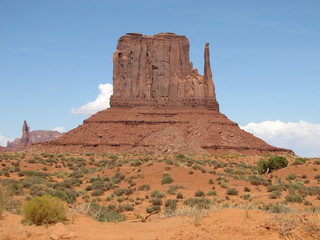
30,33,294,156
110,33,219,110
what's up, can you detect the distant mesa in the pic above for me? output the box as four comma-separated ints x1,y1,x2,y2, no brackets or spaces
0,146,7,152
7,120,63,151
30,33,294,156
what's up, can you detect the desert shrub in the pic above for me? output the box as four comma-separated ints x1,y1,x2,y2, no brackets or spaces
54,178,82,189
112,172,125,184
96,159,108,167
175,154,186,160
307,186,320,196
165,159,174,165
161,173,174,185
92,189,105,196
88,203,125,222
270,191,282,199
244,186,251,192
195,190,205,197
208,179,214,184
150,190,166,198
293,158,307,165
184,197,212,210
109,154,118,160
226,188,239,196
193,165,207,173
243,194,251,200
287,182,308,197
164,199,177,212
166,185,184,195
131,160,142,167
150,198,163,206
29,184,47,196
47,189,78,203
220,181,228,189
257,156,288,174
23,195,66,225
267,203,291,213
118,204,134,212
285,194,303,203
138,184,150,191
21,176,46,189
286,174,297,181
212,160,227,169
18,170,51,178
5,181,23,195
248,175,270,186
0,185,21,214
146,205,161,213
176,192,184,199
314,174,320,180
207,190,217,196
267,184,286,192
114,189,125,197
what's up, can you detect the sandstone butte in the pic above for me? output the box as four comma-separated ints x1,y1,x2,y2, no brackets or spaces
30,33,294,156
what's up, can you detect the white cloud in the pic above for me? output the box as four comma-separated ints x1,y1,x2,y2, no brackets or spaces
70,83,113,115
0,133,10,147
240,120,320,157
52,127,65,133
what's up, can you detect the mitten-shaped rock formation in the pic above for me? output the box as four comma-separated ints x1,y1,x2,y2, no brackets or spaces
110,33,219,110
30,33,294,156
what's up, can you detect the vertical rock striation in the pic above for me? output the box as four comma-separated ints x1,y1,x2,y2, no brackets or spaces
110,33,219,110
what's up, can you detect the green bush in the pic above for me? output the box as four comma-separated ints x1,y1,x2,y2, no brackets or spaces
175,154,186,160
88,203,124,222
293,158,307,165
286,174,297,181
285,194,303,203
138,184,150,191
150,190,166,198
243,194,251,200
0,185,21,214
195,190,205,197
161,173,174,185
176,192,184,199
23,195,66,225
146,205,161,213
164,199,177,212
184,197,212,210
226,188,239,196
21,176,46,188
150,198,163,206
269,191,282,199
258,156,288,174
47,189,78,203
267,203,291,213
248,175,270,186
267,184,286,192
206,190,217,196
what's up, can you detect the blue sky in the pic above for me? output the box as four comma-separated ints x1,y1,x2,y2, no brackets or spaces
1,0,319,156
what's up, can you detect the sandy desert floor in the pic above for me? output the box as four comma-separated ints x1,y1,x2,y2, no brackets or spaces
0,152,320,239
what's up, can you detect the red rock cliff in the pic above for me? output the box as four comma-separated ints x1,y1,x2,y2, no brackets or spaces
110,33,219,110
